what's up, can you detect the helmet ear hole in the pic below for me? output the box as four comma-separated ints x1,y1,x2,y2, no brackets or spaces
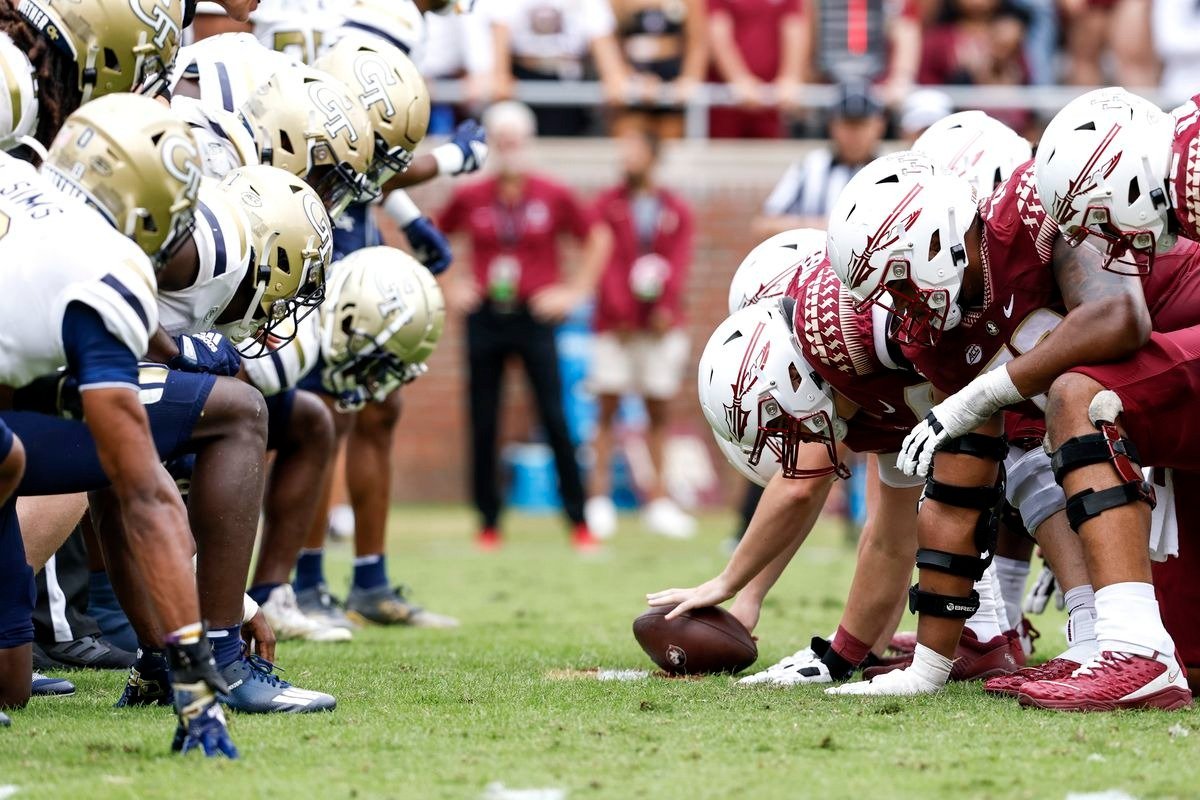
1128,177,1141,205
927,229,942,261
103,48,120,71
279,131,294,155
788,362,802,392
1075,121,1097,132
142,215,158,233
276,247,291,275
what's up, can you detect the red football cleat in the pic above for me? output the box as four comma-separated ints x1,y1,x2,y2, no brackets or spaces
888,631,917,657
984,657,1081,697
476,527,501,551
571,524,601,553
1018,651,1193,711
864,628,1020,682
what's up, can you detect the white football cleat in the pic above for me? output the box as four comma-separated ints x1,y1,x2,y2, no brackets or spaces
767,660,836,686
585,496,618,540
738,646,818,685
261,584,351,643
643,498,696,540
825,666,943,696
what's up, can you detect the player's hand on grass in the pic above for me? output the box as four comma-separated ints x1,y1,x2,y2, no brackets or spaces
172,697,238,759
242,608,276,663
646,576,736,620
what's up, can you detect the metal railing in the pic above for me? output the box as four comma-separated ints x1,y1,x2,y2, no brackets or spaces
426,79,1182,139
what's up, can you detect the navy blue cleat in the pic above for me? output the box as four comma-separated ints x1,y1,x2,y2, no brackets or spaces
172,688,238,759
31,672,75,697
220,652,336,714
116,649,173,707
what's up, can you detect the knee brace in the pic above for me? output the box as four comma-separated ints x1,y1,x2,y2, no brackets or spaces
1005,446,1065,534
1050,396,1155,531
911,432,1006,619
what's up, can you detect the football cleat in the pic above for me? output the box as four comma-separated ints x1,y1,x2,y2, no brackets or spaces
571,525,602,554
826,665,943,696
864,628,1020,682
1018,650,1193,711
33,635,135,670
31,672,75,697
116,650,173,707
476,527,502,551
765,660,837,686
984,657,1081,697
0,711,9,727
643,498,696,539
261,584,351,642
295,584,358,630
220,653,336,714
738,646,818,685
585,496,618,540
888,631,917,657
345,584,460,628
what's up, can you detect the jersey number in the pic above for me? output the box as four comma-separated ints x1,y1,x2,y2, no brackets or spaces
980,308,1065,409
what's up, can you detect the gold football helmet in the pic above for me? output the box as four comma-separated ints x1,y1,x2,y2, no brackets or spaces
320,246,445,411
18,0,184,100
240,65,374,218
0,32,38,151
42,93,202,267
314,34,430,191
218,164,333,348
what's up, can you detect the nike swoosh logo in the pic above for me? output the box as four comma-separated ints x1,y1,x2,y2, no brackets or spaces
1003,295,1015,318
1169,668,1181,682
880,401,896,414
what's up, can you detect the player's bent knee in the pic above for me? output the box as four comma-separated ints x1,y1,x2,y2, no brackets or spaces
0,437,24,506
290,391,335,457
357,395,402,433
1045,372,1106,443
206,378,269,447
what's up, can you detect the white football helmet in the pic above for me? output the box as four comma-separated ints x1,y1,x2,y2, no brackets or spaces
0,33,37,152
698,300,847,480
826,151,976,346
1035,87,1174,275
914,111,1031,198
320,246,445,411
727,228,827,314
713,430,780,488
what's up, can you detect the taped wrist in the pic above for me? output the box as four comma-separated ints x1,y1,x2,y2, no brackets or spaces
1050,424,1156,531
908,585,981,618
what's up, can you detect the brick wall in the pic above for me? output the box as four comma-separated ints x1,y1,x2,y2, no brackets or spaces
382,138,833,504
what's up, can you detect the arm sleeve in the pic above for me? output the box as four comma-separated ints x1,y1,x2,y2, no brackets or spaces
61,302,140,392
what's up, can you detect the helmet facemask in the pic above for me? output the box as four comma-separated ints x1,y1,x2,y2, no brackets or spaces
364,134,414,195
748,386,849,480
323,298,419,412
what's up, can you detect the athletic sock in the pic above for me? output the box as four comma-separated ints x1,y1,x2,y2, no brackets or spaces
829,625,871,668
294,548,325,593
352,554,388,591
993,555,1030,631
1060,583,1098,664
1094,582,1175,659
965,567,1004,642
206,624,243,670
247,582,281,606
910,643,953,688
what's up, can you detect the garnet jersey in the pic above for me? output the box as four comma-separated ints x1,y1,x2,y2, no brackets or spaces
898,160,1066,416
789,262,931,454
158,182,253,338
1170,95,1200,243
0,154,158,387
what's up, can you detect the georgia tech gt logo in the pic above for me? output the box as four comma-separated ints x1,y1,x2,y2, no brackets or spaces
130,0,181,51
308,84,359,143
354,54,398,118
302,191,333,258
160,133,202,203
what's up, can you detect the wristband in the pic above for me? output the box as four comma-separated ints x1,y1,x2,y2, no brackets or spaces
242,593,259,624
432,142,466,176
382,190,422,227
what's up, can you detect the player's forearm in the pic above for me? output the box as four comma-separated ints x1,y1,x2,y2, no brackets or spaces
381,155,440,192
722,468,834,594
146,326,180,364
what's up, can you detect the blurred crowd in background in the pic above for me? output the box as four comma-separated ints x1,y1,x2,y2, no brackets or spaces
392,0,1200,140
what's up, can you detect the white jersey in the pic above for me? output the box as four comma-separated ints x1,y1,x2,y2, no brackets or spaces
169,33,298,114
0,154,157,388
170,95,259,180
158,182,252,337
242,310,323,396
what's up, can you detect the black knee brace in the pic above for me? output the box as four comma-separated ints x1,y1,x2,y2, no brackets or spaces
1050,422,1155,531
910,432,1006,619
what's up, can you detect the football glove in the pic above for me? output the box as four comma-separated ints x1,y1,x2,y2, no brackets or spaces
169,332,243,377
167,638,237,759
433,120,488,176
403,217,453,275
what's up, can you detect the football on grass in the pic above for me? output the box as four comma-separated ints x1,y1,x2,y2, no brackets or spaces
632,605,757,675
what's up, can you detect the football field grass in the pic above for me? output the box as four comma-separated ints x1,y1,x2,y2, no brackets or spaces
1,506,1197,799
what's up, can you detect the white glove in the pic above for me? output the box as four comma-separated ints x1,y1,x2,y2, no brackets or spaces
897,364,1024,478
